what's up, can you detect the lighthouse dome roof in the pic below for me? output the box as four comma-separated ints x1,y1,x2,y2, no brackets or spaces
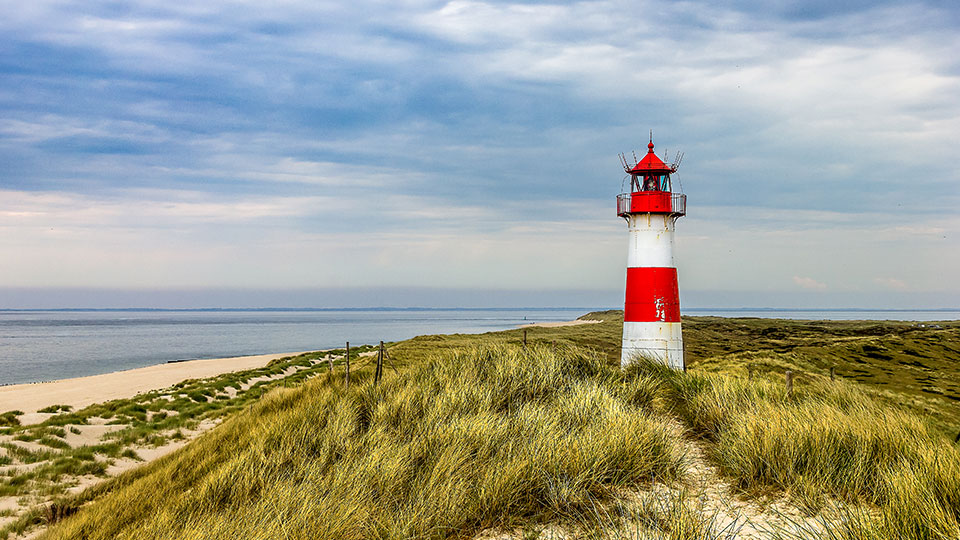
630,141,674,174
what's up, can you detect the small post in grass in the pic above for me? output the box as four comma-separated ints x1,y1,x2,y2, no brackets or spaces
523,329,528,347
748,366,754,381
375,341,384,385
345,341,350,387
328,354,333,372
830,366,836,381
785,370,794,398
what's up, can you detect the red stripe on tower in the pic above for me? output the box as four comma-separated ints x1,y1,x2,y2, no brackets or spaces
624,267,681,322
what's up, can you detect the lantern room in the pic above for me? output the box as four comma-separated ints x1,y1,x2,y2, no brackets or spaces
617,139,686,218
629,141,675,193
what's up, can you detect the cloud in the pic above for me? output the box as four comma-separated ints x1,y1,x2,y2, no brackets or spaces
0,0,958,305
793,276,828,290
874,277,908,290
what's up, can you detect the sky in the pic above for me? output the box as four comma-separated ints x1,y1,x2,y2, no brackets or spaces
0,0,958,309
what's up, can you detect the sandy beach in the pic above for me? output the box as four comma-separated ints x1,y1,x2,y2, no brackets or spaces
0,351,314,415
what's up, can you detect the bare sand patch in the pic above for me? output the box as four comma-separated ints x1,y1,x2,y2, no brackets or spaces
0,351,314,415
14,413,54,426
61,424,125,448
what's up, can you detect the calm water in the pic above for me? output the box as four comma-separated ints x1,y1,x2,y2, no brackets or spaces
0,309,588,385
2,308,956,386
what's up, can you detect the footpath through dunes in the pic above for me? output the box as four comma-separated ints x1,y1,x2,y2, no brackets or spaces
4,312,960,539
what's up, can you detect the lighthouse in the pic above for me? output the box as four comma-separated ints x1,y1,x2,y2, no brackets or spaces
617,137,686,370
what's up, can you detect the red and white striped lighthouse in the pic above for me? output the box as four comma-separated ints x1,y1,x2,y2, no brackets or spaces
617,137,686,370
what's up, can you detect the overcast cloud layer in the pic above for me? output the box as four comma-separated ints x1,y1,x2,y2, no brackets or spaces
1,0,958,308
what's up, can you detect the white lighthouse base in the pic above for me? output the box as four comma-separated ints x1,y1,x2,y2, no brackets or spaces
621,321,684,370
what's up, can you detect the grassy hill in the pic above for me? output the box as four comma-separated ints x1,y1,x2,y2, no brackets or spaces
392,312,960,436
12,313,960,539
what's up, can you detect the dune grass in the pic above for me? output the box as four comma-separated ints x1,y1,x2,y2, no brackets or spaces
392,313,960,437
680,316,960,437
0,412,23,428
40,344,689,540
628,359,960,539
7,312,960,539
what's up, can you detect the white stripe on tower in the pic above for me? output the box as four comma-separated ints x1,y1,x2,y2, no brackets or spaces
621,212,684,370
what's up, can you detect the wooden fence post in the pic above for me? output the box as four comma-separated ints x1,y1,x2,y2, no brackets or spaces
829,366,836,381
375,341,384,384
345,341,350,387
785,370,794,398
327,354,333,372
748,366,754,381
523,329,527,347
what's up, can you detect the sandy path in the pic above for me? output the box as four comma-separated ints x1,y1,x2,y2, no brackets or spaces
0,351,313,414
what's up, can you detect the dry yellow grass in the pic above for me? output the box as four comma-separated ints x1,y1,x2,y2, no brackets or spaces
40,345,689,539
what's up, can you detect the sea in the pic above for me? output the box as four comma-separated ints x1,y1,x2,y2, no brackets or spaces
1,308,957,386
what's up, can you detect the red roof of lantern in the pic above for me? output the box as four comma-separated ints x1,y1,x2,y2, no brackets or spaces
630,141,674,174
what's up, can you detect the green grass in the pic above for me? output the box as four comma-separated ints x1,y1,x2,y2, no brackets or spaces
37,437,70,451
40,344,686,539
0,411,23,427
37,405,72,414
680,316,960,436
